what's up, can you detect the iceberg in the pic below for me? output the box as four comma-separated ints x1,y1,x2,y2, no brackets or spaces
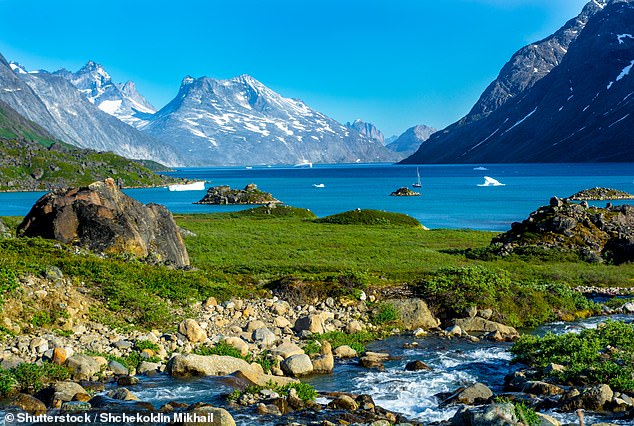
477,176,505,187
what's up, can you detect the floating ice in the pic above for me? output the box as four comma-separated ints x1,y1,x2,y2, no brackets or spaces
478,176,505,187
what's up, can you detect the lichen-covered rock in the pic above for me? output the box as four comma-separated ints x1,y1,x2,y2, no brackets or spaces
195,184,280,205
492,200,634,264
17,179,189,267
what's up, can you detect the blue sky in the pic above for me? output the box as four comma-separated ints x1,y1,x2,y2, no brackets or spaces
0,0,588,136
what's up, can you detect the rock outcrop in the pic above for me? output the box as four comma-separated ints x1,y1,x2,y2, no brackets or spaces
569,187,634,201
17,178,189,267
492,199,634,264
195,184,281,205
389,187,420,197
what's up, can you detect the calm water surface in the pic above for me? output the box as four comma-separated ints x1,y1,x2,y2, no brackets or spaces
1,163,633,231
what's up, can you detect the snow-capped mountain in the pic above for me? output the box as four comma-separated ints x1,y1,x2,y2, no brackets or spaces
387,125,436,156
346,119,385,144
141,74,401,165
0,54,180,165
403,0,634,163
53,61,156,127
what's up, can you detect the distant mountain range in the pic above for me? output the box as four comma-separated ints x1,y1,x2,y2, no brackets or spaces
137,75,400,165
52,61,156,127
0,54,180,166
403,0,634,163
1,56,402,166
386,125,436,156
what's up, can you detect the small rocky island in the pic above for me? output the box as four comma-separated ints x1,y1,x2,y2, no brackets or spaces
390,187,420,197
195,183,281,205
569,187,634,201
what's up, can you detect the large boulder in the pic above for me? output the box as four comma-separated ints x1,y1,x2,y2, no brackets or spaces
270,342,304,359
65,354,101,381
185,405,236,426
280,354,314,377
293,314,325,335
312,341,334,374
443,383,494,406
11,393,47,415
167,354,252,377
18,179,189,267
178,319,207,343
389,299,440,330
450,402,518,426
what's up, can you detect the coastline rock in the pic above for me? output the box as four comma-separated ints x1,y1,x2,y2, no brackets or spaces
359,352,390,371
107,388,140,401
271,342,304,359
293,314,325,335
195,184,281,205
390,299,440,330
559,384,614,412
390,187,420,197
492,200,634,264
17,179,189,267
231,368,298,388
167,354,253,377
328,395,358,411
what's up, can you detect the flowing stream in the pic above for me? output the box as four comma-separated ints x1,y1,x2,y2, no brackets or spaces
2,314,633,425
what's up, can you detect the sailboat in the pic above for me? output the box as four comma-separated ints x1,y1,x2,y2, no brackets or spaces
412,168,422,188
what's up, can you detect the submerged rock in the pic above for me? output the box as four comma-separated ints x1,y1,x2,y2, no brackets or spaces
17,178,189,267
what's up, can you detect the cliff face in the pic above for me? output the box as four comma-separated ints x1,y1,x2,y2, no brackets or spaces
403,0,634,164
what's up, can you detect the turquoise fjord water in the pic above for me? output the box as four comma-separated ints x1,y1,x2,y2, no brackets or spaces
1,163,633,231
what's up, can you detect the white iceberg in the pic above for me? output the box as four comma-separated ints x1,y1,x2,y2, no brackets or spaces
477,176,505,187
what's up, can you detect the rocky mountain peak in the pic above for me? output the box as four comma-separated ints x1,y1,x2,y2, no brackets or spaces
9,62,27,74
346,119,385,144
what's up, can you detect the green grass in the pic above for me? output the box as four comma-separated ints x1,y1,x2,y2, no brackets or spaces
511,320,634,392
315,209,422,226
227,381,317,402
1,209,633,332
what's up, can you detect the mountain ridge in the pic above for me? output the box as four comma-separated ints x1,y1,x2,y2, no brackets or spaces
403,0,634,164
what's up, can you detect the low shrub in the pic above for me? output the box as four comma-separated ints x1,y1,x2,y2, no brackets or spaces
370,303,399,326
304,330,379,355
511,320,634,392
5,363,70,393
315,209,421,227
